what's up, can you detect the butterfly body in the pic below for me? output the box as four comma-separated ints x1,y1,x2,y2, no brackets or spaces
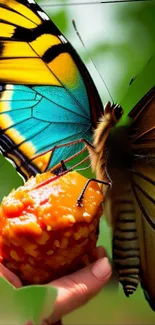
0,0,155,313
84,102,123,184
110,169,140,297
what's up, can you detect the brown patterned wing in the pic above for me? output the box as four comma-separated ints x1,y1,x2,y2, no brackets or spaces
129,86,155,309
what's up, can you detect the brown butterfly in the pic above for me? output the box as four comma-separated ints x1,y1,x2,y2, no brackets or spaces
81,86,155,310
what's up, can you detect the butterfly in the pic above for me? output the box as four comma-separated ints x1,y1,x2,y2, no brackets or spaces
0,0,155,313
0,0,104,180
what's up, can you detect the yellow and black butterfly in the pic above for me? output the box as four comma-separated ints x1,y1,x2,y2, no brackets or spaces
0,0,155,312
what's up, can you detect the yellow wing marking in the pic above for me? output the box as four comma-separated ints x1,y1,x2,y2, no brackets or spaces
4,124,36,158
0,84,13,112
33,152,53,172
0,58,61,85
0,0,42,26
7,152,31,179
19,142,36,157
0,3,78,88
0,23,15,38
48,53,80,88
6,125,37,163
5,139,52,177
0,7,39,29
0,89,36,157
3,41,37,58
31,34,61,57
5,127,24,146
0,114,14,129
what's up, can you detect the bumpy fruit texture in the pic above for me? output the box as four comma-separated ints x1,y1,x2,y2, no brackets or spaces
0,171,103,284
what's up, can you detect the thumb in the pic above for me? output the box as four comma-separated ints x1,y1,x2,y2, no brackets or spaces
43,253,112,324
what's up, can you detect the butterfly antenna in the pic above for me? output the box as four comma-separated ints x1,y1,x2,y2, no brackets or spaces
41,0,153,8
72,19,114,103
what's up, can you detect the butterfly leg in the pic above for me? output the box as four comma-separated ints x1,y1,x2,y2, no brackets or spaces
48,139,111,195
49,138,94,158
50,160,68,175
33,138,95,163
77,178,112,207
45,138,95,169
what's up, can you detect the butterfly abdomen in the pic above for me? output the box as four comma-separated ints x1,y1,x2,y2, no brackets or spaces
113,199,140,296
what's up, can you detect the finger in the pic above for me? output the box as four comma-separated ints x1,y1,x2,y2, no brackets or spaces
0,264,22,288
43,256,112,324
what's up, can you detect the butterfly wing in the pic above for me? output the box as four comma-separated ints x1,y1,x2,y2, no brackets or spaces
105,87,155,309
0,0,103,179
129,86,155,309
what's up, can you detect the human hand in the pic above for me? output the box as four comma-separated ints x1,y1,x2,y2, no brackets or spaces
43,246,112,324
0,246,112,325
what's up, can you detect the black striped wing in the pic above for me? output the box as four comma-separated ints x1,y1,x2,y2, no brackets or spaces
0,0,103,179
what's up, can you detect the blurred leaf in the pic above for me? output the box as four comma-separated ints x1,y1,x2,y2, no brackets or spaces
0,155,23,202
0,277,57,325
49,9,68,32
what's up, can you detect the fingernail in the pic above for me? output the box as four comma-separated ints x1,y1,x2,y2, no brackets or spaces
91,257,112,281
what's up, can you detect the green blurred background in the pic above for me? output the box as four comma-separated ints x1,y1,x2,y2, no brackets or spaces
0,0,155,323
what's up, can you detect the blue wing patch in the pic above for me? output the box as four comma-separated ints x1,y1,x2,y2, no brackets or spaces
0,84,92,177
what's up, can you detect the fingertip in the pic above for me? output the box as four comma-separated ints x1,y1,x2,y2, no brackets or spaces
91,257,112,282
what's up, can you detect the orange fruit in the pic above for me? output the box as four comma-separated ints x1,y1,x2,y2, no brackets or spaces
0,171,103,284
